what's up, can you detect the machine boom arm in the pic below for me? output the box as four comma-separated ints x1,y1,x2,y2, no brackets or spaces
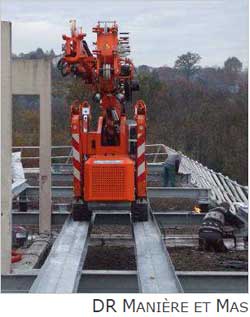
58,20,148,222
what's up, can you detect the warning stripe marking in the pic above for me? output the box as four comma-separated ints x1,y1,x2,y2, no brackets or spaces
72,133,79,143
73,147,80,162
73,167,80,181
137,142,145,158
137,161,145,177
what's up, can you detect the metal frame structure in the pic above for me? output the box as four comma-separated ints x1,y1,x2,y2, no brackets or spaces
12,211,204,226
147,144,248,212
5,155,248,293
133,213,183,293
27,209,184,293
8,181,248,293
16,185,210,205
2,270,248,293
13,143,248,208
30,217,91,293
7,144,247,293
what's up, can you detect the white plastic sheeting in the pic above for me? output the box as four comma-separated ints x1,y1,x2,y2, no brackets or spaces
12,151,25,183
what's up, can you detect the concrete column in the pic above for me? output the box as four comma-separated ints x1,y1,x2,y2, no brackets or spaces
1,21,12,274
12,59,52,234
39,60,52,234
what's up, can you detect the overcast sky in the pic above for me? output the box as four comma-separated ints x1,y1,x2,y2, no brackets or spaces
1,0,249,67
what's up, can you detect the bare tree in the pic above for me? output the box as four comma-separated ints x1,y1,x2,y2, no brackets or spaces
174,52,201,80
224,57,242,74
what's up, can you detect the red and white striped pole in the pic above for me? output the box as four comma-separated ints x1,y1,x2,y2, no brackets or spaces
135,100,147,198
71,104,82,198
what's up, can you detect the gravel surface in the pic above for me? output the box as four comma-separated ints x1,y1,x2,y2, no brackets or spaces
84,245,248,271
163,225,200,235
84,246,136,270
150,198,198,211
92,225,132,235
168,247,248,271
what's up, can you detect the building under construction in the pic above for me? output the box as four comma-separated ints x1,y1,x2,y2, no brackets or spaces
1,21,248,293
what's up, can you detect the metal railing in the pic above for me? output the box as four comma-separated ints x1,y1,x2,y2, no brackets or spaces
12,145,169,164
12,144,248,212
12,145,72,163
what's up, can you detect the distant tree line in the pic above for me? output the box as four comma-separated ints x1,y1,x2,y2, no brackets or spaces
12,49,248,184
136,53,247,184
12,48,56,59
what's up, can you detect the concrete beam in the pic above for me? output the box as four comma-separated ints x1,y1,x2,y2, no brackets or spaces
12,59,50,95
1,21,12,274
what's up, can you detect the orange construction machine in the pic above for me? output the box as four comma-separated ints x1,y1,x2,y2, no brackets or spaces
58,20,148,221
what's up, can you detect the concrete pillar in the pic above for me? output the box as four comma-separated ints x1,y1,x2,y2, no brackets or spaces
1,21,12,274
39,60,52,234
12,59,52,234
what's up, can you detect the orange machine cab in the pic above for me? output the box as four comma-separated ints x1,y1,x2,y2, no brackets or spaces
84,155,134,201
